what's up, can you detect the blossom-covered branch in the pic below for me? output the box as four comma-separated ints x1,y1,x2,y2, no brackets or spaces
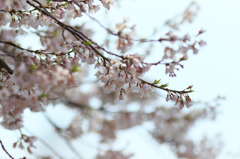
0,0,217,158
25,0,200,101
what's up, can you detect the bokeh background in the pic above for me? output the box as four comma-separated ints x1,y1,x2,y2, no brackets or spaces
1,0,240,158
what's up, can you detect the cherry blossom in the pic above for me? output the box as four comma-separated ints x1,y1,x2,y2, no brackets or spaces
0,0,219,158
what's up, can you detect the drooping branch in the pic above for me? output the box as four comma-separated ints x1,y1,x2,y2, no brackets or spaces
25,0,195,100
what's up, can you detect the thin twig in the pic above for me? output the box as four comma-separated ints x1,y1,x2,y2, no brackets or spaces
23,127,64,159
43,113,83,159
140,79,193,94
0,40,58,55
0,140,14,159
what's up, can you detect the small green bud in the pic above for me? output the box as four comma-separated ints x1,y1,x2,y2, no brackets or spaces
83,41,92,46
30,65,37,71
53,31,57,37
39,93,48,98
62,2,68,7
160,83,168,88
153,79,161,84
71,64,80,72
140,38,147,42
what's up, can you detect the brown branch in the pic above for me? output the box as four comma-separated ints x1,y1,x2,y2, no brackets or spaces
0,140,14,159
65,0,169,43
28,0,135,62
26,0,174,64
0,58,13,74
27,0,110,63
26,0,193,95
0,40,58,55
63,0,200,44
140,79,193,94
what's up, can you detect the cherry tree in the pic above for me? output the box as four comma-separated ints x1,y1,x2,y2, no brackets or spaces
0,0,221,158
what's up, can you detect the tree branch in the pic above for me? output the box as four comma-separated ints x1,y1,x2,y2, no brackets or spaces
0,140,14,159
27,0,110,63
26,0,194,97
0,58,13,74
0,40,59,56
43,113,83,159
140,79,193,94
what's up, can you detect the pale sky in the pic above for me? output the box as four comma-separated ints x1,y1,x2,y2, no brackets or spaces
1,0,240,158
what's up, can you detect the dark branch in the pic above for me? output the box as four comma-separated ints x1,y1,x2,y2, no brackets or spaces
0,140,14,159
26,0,194,96
0,58,13,74
140,79,193,94
0,40,57,55
27,0,110,63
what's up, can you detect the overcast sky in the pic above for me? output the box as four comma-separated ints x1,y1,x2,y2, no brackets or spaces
1,0,240,158
107,0,240,158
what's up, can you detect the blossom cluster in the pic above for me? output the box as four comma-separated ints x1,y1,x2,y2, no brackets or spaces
0,0,207,131
95,57,152,100
0,0,207,132
0,0,111,29
0,0,212,158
